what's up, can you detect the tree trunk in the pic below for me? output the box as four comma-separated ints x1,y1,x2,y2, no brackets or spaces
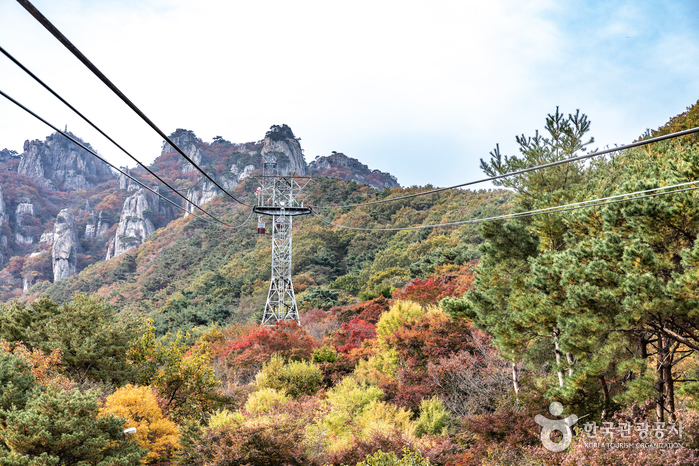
566,352,575,377
665,347,676,422
512,362,520,394
599,375,610,420
656,334,666,422
553,328,564,388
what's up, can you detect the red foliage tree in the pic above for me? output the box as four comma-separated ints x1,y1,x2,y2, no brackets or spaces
384,313,485,411
224,322,317,384
393,266,475,306
332,318,376,354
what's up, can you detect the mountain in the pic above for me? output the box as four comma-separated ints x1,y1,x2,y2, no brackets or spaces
0,124,407,302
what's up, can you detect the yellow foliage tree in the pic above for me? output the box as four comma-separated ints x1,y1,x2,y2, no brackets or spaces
101,384,179,464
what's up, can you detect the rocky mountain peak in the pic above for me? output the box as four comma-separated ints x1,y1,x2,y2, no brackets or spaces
161,129,203,174
18,132,114,191
261,125,307,176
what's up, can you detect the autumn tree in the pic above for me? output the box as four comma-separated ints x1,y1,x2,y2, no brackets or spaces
102,384,180,464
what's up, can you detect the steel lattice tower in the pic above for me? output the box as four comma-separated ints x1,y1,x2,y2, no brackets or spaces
254,156,311,326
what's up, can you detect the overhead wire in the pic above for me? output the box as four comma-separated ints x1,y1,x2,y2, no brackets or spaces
310,125,699,210
0,89,254,230
17,0,252,207
311,180,699,232
0,45,247,228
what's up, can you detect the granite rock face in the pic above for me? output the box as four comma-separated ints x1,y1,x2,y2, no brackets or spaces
0,185,7,224
184,175,238,215
261,125,307,176
14,202,35,245
110,187,172,258
18,132,113,191
52,209,79,281
161,129,203,174
86,211,112,238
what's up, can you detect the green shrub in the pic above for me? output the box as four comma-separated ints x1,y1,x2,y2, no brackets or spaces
358,448,431,466
255,354,323,398
244,388,291,414
414,397,450,437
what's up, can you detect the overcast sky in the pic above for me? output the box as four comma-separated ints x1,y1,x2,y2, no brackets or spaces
1,0,698,188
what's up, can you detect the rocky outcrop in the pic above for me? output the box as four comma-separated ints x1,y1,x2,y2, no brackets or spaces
161,129,203,174
261,125,307,176
0,186,7,224
15,202,35,245
111,187,171,257
86,211,114,239
18,132,113,191
39,231,53,244
52,209,79,281
184,175,238,215
309,152,400,189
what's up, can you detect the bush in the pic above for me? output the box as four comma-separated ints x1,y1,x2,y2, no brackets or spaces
244,387,291,413
255,354,323,398
415,397,450,437
358,447,432,466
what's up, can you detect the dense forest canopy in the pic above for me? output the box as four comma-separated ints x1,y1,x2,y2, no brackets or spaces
2,103,699,464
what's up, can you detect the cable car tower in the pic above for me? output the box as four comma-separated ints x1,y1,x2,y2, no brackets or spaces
254,155,312,326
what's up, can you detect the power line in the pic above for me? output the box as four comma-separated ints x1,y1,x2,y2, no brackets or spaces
311,181,699,232
310,125,699,210
0,45,240,227
17,0,251,207
0,88,254,230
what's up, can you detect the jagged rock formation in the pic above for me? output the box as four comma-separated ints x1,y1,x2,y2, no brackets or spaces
14,202,35,245
161,129,203,174
109,187,171,258
52,209,79,281
39,231,53,244
309,152,400,190
84,210,112,238
0,185,7,224
261,125,307,176
18,132,113,191
184,176,238,215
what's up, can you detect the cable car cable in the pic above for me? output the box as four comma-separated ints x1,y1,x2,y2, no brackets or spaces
310,125,699,210
311,181,699,231
17,0,252,207
0,45,242,226
0,88,254,230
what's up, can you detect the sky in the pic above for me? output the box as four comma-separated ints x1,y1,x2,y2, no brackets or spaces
0,0,698,188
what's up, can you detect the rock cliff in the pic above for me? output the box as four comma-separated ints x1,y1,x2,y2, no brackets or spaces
309,152,400,190
0,185,7,224
109,187,172,258
261,125,307,176
14,202,35,245
52,209,79,281
184,175,238,215
161,129,203,174
18,132,113,191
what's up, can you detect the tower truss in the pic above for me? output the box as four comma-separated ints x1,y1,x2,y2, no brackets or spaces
254,156,311,326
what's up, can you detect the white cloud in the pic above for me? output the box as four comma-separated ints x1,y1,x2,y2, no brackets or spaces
0,0,697,188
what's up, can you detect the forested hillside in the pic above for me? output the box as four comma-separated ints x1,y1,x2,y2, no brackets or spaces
3,103,699,465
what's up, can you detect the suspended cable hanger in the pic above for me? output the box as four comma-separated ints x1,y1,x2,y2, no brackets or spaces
17,0,251,207
0,89,254,230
